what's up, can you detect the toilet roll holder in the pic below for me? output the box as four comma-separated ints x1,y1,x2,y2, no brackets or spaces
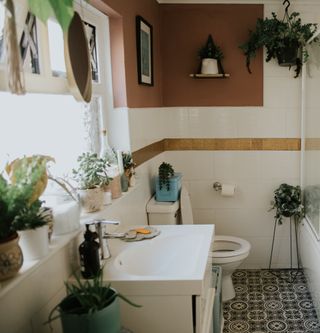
213,182,222,192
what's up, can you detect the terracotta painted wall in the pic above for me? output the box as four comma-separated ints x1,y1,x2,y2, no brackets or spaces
160,4,263,106
96,1,263,108
100,0,163,108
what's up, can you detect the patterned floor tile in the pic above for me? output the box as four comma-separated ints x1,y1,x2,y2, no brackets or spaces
223,269,320,333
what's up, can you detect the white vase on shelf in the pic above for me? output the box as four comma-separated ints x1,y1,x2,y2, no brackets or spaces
201,58,219,75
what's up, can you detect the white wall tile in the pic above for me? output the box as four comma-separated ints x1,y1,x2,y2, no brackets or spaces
165,151,214,180
264,77,301,109
259,152,301,181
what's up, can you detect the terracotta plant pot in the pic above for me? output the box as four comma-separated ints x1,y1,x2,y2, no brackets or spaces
0,233,23,281
78,188,104,213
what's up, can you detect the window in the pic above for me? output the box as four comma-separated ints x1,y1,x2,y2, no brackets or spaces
20,13,40,74
0,2,113,178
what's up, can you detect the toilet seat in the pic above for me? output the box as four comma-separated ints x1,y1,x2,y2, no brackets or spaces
212,235,251,258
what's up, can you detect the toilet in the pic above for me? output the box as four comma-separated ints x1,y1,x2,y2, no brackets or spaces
147,186,251,302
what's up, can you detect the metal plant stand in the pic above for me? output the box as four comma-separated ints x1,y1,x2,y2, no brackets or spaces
268,216,302,283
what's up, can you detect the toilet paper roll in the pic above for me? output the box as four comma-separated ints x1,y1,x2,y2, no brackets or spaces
221,184,235,197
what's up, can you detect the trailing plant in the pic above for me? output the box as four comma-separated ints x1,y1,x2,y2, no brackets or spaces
199,34,224,61
158,162,174,191
46,268,141,326
240,11,318,77
72,152,110,190
270,183,304,224
0,155,53,240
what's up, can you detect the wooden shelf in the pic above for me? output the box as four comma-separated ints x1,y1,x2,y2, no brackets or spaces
189,73,230,78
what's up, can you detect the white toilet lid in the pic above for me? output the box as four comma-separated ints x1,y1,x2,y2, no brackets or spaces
180,186,194,224
212,235,251,258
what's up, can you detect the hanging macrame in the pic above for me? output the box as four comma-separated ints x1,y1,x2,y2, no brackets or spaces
4,0,25,94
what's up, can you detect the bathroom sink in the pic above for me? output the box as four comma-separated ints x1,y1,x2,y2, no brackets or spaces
113,234,204,277
104,224,214,295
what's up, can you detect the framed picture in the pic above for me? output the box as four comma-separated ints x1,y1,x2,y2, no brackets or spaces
136,15,153,86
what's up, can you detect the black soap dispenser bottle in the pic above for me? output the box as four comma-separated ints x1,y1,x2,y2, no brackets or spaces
79,224,100,279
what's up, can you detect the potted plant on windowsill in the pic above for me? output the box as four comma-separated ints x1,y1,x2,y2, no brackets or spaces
0,155,54,280
72,153,111,213
198,34,225,75
122,152,136,187
240,11,318,78
155,162,181,202
46,269,141,333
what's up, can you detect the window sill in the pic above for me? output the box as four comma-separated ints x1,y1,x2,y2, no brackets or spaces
0,181,140,298
80,181,141,224
0,229,81,298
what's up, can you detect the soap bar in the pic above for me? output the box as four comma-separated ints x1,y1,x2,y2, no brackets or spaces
134,228,151,234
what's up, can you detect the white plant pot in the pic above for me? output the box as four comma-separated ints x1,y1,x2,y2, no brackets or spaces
19,225,49,261
201,58,219,75
78,188,104,213
52,200,81,235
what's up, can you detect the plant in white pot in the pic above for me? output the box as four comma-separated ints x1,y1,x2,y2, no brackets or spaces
198,34,225,75
6,155,54,261
0,155,53,279
46,269,140,333
72,153,111,213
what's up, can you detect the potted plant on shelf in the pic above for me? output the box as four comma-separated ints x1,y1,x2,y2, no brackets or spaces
240,11,318,77
72,153,111,213
198,34,225,75
46,269,140,333
155,162,181,202
0,155,53,280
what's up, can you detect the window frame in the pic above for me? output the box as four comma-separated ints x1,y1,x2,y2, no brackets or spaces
0,0,112,111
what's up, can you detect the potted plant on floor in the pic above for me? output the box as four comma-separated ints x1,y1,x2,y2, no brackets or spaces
72,153,111,213
270,183,304,225
47,269,140,333
268,183,304,273
0,155,54,280
240,10,318,77
198,34,225,75
155,162,181,202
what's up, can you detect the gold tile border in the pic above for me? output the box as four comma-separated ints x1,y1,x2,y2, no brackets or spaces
133,138,301,166
305,138,320,150
132,140,165,167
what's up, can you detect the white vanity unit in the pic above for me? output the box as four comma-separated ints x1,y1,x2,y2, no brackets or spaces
104,224,215,333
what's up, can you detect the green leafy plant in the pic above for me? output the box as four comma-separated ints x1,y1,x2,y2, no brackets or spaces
46,269,141,325
72,153,110,190
122,152,136,171
240,11,318,77
0,155,53,240
158,162,175,191
199,34,224,61
27,0,86,32
270,183,304,224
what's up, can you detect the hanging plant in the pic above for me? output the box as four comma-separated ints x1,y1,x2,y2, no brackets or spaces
269,183,304,224
240,9,318,77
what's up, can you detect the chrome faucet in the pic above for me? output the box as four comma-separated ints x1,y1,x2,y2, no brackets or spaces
86,219,120,260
